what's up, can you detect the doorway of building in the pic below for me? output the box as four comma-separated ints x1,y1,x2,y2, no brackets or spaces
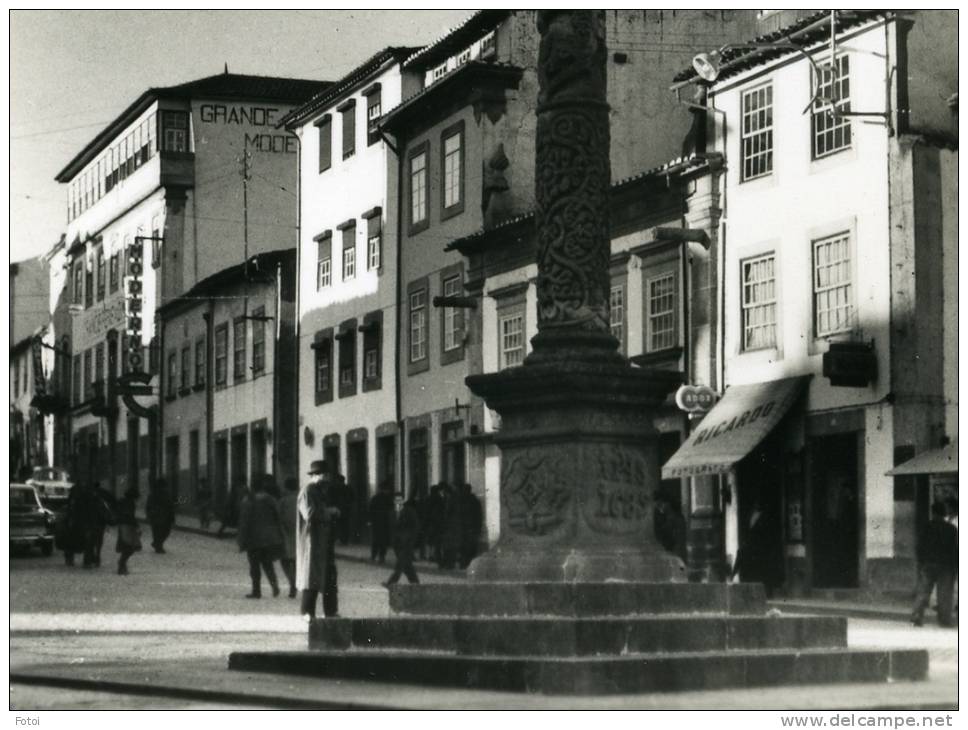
376,435,396,492
736,442,785,591
165,435,180,502
250,426,266,488
231,432,248,493
810,433,860,588
347,440,368,543
408,428,429,499
214,437,229,508
441,422,466,488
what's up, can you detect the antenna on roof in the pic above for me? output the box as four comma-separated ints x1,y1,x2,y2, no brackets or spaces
224,62,229,74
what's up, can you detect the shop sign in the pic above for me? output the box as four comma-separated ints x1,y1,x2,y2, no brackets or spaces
125,241,144,372
675,384,717,414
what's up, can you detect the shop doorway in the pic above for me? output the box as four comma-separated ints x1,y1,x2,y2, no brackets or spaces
347,440,368,542
810,433,860,588
408,428,429,499
736,443,785,592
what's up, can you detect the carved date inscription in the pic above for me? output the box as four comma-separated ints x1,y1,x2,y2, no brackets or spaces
583,443,653,534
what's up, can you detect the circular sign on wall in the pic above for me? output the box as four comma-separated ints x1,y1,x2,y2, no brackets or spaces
675,384,718,414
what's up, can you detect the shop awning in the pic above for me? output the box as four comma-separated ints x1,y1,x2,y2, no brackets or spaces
886,443,958,476
661,375,810,479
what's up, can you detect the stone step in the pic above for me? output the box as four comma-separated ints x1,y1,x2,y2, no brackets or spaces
228,647,928,695
309,615,847,656
389,581,766,617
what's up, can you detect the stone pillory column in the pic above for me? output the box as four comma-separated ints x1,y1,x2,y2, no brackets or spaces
465,10,685,583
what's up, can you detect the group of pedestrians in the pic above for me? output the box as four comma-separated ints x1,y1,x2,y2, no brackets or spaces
233,475,299,599
370,482,482,573
56,478,175,576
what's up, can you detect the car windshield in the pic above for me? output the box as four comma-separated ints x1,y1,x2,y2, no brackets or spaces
11,487,39,511
31,467,66,482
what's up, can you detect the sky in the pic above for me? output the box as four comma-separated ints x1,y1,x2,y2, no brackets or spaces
9,9,475,264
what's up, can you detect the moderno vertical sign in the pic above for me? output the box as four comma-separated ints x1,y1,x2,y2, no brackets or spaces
126,241,144,372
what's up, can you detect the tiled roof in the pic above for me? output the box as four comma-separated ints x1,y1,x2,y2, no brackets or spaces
446,154,709,252
672,9,888,86
57,72,332,182
280,46,421,130
403,10,512,69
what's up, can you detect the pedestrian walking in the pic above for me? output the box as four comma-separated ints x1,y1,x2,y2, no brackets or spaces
384,495,421,586
458,483,483,569
368,484,394,563
296,460,341,620
217,481,243,538
237,480,284,599
90,482,117,567
196,477,213,530
732,499,783,598
911,501,958,627
146,478,175,554
115,488,142,575
278,477,299,598
57,482,91,567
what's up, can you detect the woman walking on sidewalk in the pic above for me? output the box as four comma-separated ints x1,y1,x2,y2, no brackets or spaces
237,481,285,598
115,488,142,575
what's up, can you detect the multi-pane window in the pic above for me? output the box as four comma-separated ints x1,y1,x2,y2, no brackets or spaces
812,55,851,158
442,275,462,351
813,233,852,337
367,232,381,270
364,346,379,380
410,290,427,362
647,273,677,352
500,313,525,368
84,256,94,307
109,251,120,293
339,332,356,388
195,337,206,387
315,339,332,396
181,346,191,390
72,260,84,305
316,233,332,289
233,318,246,380
410,149,428,227
343,234,356,281
167,350,177,397
741,254,777,350
161,111,189,153
741,84,773,181
366,90,382,146
365,207,382,271
95,245,105,301
610,285,625,348
443,130,462,209
214,324,228,386
251,306,265,374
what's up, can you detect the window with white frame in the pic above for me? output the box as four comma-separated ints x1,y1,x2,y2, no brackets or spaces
343,243,356,281
812,55,851,159
813,232,852,337
443,275,462,351
409,290,427,362
741,253,777,350
443,130,462,209
367,232,381,270
410,149,428,227
500,313,525,368
609,284,625,347
646,273,677,352
364,347,379,380
316,234,331,289
741,84,773,181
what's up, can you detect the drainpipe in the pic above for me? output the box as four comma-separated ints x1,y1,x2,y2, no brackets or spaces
384,125,405,497
288,129,302,485
203,305,214,493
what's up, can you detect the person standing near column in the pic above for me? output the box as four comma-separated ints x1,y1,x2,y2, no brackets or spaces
911,501,958,627
296,460,341,620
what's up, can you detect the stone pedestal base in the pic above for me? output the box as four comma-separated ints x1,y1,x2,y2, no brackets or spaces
468,547,685,583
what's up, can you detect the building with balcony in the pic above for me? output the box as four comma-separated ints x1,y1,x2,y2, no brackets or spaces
284,47,419,542
53,71,330,497
664,10,957,595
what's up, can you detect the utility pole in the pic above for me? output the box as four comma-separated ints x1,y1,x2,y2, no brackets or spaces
241,149,252,318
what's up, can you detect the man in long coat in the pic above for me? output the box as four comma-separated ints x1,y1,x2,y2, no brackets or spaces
296,460,341,620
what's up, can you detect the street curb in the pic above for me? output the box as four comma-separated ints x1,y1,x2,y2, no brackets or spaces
10,672,392,710
770,601,911,623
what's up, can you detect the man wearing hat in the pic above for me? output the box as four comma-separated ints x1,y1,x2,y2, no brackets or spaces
296,460,341,619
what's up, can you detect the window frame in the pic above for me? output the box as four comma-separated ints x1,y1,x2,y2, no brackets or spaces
340,220,357,281
337,319,357,399
408,141,430,235
610,283,626,352
364,208,382,272
361,310,383,392
313,328,334,405
812,231,854,338
180,345,191,392
315,114,332,173
338,98,356,160
251,306,266,375
440,120,465,219
95,244,105,302
166,349,178,399
194,336,206,389
315,230,332,290
440,263,466,366
740,82,774,182
161,110,189,153
499,312,525,369
740,252,778,352
233,317,247,382
408,280,429,374
645,271,679,354
364,84,382,147
214,323,228,388
811,55,852,160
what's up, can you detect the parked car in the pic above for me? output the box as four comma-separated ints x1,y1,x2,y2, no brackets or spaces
10,483,56,556
26,466,73,514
